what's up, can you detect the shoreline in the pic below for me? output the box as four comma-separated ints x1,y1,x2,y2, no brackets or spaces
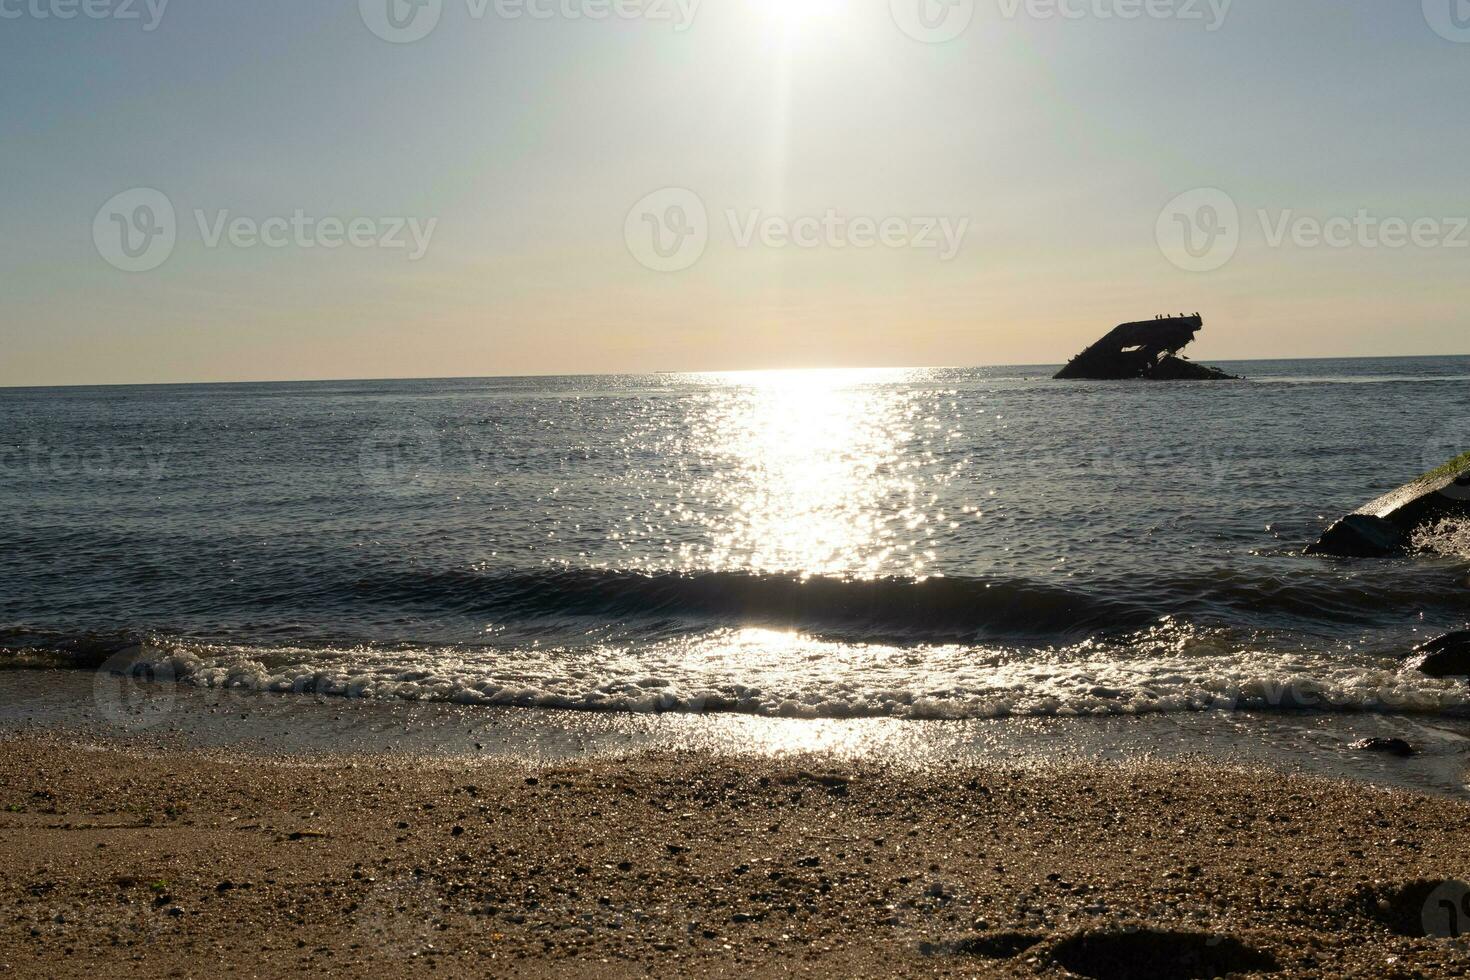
2,669,1468,798
0,733,1468,977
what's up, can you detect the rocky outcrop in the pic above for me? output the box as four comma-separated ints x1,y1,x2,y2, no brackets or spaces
1307,451,1470,558
1054,315,1239,381
1403,631,1470,678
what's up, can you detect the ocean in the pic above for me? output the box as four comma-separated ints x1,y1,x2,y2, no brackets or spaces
2,357,1469,727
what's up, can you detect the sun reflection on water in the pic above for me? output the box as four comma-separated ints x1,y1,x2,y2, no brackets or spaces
682,368,939,580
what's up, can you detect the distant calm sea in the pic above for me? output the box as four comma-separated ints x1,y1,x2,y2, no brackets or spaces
3,357,1469,721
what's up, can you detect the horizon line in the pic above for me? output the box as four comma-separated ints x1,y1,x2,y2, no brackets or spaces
4,351,1469,392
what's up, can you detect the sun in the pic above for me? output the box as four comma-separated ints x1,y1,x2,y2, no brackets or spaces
759,0,840,32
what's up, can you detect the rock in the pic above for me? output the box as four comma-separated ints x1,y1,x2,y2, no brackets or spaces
1403,632,1470,678
1351,738,1416,758
1308,452,1470,557
1306,514,1408,558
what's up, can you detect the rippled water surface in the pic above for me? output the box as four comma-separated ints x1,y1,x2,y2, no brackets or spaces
2,358,1468,719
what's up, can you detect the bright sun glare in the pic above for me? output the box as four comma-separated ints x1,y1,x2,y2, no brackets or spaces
761,0,840,31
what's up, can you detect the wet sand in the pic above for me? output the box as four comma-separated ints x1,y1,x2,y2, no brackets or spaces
1,732,1468,978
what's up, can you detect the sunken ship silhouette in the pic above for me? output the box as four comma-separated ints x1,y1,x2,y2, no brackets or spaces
1054,314,1238,381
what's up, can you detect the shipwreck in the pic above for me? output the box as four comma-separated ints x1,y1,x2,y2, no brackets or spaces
1054,314,1239,381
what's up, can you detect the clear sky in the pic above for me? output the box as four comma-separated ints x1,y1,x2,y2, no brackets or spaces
3,0,1469,386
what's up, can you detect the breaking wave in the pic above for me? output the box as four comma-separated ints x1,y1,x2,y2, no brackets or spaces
340,568,1155,640
5,624,1469,722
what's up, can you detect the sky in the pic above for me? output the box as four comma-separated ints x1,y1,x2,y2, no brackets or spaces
2,0,1469,386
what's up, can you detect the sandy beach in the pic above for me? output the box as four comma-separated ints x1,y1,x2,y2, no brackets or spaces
0,731,1467,979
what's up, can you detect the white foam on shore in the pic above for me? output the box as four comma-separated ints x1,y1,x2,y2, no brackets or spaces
104,627,1470,721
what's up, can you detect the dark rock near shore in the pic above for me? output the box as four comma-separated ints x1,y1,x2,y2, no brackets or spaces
1307,514,1409,558
1307,451,1470,558
1350,737,1417,758
1403,631,1470,678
